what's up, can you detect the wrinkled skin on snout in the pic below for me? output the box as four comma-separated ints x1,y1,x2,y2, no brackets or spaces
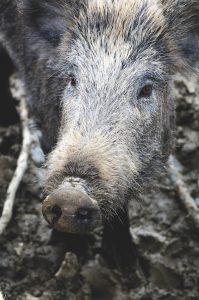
41,0,178,234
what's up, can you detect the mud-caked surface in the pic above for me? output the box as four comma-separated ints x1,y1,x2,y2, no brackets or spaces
0,73,199,300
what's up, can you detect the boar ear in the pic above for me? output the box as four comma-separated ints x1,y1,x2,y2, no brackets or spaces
18,0,85,47
161,0,199,62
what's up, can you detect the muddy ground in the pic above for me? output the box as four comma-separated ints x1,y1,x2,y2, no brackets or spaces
0,54,199,299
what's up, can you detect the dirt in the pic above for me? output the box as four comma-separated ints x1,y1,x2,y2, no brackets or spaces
0,70,199,299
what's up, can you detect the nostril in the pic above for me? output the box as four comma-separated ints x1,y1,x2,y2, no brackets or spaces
51,205,62,224
75,208,92,221
42,189,101,233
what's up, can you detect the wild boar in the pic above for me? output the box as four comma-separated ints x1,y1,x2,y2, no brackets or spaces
0,0,198,236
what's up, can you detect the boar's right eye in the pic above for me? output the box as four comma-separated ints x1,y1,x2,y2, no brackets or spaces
71,77,77,87
68,76,77,88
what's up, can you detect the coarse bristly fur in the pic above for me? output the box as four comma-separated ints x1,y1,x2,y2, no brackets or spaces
0,0,198,223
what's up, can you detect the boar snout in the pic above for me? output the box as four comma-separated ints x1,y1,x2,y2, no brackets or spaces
42,186,101,234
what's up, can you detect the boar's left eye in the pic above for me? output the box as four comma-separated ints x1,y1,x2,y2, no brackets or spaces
138,84,153,99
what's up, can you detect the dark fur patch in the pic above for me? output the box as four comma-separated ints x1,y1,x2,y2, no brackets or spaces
64,158,100,182
19,0,84,46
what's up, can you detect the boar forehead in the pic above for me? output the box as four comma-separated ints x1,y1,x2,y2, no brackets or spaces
59,0,174,78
